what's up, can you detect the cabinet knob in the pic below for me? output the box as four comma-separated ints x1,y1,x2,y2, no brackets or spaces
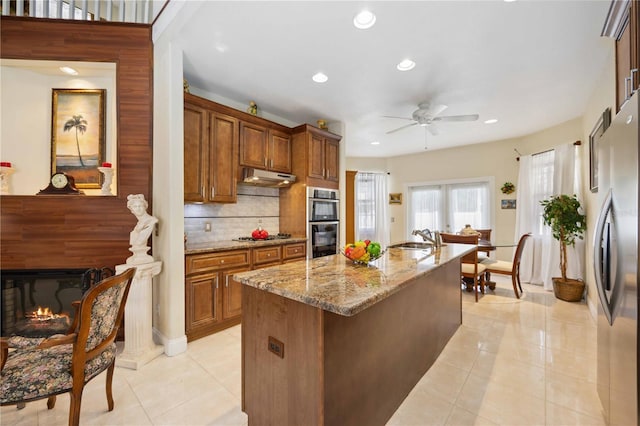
294,249,298,253
220,259,225,264
267,253,271,257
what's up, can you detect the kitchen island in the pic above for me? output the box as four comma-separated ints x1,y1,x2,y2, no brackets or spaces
234,243,471,426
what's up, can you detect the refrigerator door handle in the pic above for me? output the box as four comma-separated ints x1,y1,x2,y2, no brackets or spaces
593,189,614,325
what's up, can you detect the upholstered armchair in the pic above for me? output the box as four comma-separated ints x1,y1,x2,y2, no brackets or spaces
0,267,136,426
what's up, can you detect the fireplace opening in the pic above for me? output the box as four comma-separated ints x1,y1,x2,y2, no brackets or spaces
1,268,113,337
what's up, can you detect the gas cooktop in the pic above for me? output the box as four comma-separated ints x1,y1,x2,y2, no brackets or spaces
233,233,292,242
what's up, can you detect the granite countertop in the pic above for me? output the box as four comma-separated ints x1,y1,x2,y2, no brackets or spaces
233,243,473,317
185,237,307,255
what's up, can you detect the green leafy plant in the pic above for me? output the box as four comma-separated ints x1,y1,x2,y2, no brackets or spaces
501,182,515,194
540,194,586,281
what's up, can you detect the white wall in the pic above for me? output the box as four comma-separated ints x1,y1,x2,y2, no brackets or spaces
0,63,117,195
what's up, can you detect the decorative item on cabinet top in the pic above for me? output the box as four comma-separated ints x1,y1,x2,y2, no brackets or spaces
247,101,258,116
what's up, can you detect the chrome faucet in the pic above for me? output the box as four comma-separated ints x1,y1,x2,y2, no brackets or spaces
411,228,441,248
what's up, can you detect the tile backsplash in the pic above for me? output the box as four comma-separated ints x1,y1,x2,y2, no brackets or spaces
184,185,280,245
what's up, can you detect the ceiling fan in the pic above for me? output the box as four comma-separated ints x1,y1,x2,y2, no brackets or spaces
384,102,479,135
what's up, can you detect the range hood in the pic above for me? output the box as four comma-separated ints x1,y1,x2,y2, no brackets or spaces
242,168,296,187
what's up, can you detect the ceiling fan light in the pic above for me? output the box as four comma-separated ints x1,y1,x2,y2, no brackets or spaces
396,59,415,71
353,10,376,29
371,141,380,145
312,72,328,83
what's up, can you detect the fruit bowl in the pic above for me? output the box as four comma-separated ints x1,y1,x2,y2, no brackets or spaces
340,249,385,265
341,240,385,265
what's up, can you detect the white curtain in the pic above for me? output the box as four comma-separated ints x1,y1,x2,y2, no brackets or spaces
354,172,389,248
515,143,584,290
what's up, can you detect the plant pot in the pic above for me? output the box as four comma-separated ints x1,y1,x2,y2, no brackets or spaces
552,277,585,302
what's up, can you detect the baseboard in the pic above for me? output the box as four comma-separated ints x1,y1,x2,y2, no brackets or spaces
153,327,187,356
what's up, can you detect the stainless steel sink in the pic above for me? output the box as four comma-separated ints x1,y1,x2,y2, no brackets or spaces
388,242,436,250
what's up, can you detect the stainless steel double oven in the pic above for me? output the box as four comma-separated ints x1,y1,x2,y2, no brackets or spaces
307,187,339,258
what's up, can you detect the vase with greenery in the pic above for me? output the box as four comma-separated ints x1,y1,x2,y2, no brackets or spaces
540,194,587,301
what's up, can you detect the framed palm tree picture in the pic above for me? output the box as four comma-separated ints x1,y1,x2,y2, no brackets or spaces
51,89,106,189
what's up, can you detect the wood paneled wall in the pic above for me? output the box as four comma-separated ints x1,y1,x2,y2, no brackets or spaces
1,17,153,270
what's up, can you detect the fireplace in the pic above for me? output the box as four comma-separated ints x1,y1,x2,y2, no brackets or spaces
1,268,112,337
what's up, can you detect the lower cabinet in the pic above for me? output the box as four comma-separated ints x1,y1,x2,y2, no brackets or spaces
185,242,306,341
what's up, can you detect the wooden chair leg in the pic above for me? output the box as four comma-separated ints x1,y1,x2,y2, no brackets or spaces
69,385,84,426
474,276,478,302
511,274,520,299
16,402,25,410
516,268,523,293
106,361,115,411
47,395,57,409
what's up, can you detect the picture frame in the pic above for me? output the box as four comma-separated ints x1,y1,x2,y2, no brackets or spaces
51,88,106,189
589,107,610,193
501,199,516,209
389,193,402,205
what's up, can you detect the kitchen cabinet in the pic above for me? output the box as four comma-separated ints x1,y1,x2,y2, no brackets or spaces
291,124,341,189
185,249,250,341
185,240,306,341
282,242,306,262
184,93,238,203
252,245,282,267
239,122,292,174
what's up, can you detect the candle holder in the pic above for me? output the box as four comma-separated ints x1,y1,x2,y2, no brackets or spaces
98,166,114,195
0,166,15,195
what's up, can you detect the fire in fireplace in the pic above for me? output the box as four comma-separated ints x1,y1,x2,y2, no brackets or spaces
1,268,112,337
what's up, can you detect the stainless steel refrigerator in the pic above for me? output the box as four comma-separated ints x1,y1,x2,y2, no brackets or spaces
594,91,639,425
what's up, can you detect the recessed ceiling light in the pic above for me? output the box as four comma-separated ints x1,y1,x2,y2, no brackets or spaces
353,10,376,29
504,0,517,2
371,141,380,145
60,66,78,75
312,72,328,83
396,59,416,71
484,119,498,124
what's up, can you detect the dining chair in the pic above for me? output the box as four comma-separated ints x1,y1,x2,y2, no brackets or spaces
0,267,136,426
475,228,492,261
481,233,531,298
440,232,487,302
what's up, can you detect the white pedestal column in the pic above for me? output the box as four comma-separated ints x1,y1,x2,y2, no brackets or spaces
115,261,163,370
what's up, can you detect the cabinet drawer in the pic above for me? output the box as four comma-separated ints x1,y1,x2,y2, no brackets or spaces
283,242,306,260
253,246,282,265
186,250,250,275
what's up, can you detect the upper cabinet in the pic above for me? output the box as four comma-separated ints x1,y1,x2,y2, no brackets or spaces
239,123,292,174
184,93,238,203
603,0,639,111
292,124,341,189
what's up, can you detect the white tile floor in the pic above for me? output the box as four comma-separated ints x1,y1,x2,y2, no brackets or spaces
1,276,606,425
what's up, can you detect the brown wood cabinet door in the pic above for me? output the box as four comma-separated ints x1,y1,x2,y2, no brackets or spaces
184,103,208,202
240,122,268,169
268,129,292,173
209,113,238,203
185,273,219,334
324,138,340,182
222,266,250,320
308,132,325,179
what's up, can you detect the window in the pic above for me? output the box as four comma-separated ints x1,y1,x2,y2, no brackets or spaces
530,150,555,235
408,179,491,236
354,172,388,246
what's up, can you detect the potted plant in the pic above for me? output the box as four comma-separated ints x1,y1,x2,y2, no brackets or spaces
540,194,587,301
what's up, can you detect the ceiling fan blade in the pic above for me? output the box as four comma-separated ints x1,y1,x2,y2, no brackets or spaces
433,114,479,122
386,122,418,134
417,102,448,117
427,124,439,135
428,104,448,117
382,115,413,121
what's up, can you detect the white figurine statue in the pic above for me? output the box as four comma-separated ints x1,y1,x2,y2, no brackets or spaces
126,194,158,265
